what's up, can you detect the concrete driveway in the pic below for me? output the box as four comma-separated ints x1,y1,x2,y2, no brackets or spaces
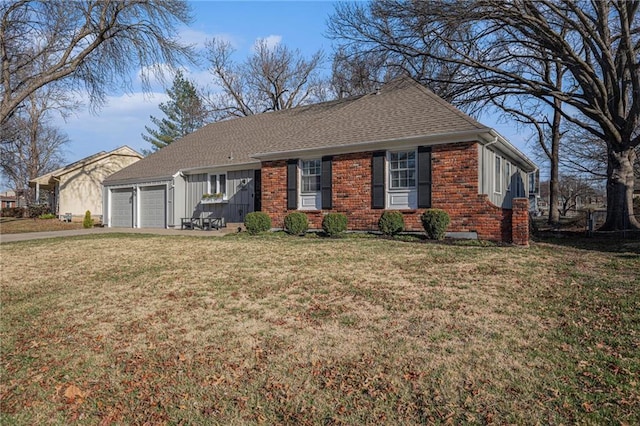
0,226,235,244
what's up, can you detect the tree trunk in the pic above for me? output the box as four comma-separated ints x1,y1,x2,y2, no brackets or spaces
547,105,561,225
601,147,639,230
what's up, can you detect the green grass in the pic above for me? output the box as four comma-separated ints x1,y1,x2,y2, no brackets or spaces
1,234,638,424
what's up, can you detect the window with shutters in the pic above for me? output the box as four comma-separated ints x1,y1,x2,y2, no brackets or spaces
301,160,321,192
389,151,416,189
387,150,417,209
299,159,322,210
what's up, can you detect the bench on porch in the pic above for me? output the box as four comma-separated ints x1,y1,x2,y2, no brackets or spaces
181,216,224,230
181,217,201,230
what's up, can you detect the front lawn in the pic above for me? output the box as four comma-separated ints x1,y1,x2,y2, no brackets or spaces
1,234,638,424
0,217,83,234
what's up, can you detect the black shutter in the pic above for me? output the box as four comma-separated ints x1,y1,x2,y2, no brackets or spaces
372,151,385,209
321,156,332,209
417,146,432,208
287,160,298,210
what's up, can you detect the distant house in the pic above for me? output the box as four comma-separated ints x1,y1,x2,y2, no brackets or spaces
30,146,142,221
0,190,18,209
103,79,537,244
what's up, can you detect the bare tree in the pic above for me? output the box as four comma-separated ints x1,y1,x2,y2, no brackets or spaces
205,38,324,120
557,175,599,216
0,88,69,200
331,47,395,99
0,0,195,125
328,0,640,230
561,127,640,184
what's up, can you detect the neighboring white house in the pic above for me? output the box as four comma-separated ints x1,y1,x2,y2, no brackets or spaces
30,146,143,221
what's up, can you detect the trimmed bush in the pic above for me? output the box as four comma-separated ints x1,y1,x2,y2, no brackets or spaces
284,212,309,235
83,210,93,228
378,211,405,236
244,211,272,235
1,207,25,218
322,213,347,237
420,209,450,240
39,213,56,219
27,204,50,218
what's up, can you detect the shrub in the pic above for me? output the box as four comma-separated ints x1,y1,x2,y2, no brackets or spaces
284,212,309,235
244,212,272,235
1,207,25,218
420,209,450,240
39,213,56,219
27,204,50,218
322,213,347,237
83,210,93,228
378,211,405,236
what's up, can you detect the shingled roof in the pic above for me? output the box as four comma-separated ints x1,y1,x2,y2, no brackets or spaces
104,78,493,184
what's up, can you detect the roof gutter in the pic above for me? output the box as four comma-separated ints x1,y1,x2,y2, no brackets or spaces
482,129,537,172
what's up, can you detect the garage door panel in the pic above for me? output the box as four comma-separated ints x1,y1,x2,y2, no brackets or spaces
140,186,166,228
111,189,133,227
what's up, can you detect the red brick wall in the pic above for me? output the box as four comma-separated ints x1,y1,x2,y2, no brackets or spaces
511,198,530,246
261,142,524,243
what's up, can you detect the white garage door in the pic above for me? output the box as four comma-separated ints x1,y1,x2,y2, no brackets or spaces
111,188,133,227
139,186,166,228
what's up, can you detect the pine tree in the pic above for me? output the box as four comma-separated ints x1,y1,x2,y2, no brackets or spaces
142,71,209,152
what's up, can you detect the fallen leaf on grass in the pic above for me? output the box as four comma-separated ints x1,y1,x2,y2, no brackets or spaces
63,384,85,404
581,401,594,412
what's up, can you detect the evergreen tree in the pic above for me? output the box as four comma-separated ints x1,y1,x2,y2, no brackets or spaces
143,70,209,152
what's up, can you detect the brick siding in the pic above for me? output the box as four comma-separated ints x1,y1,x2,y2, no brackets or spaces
261,141,528,244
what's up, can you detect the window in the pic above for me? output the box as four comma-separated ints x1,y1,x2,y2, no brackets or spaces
209,173,227,198
505,162,511,191
494,155,502,194
529,170,538,194
301,159,321,193
389,151,416,189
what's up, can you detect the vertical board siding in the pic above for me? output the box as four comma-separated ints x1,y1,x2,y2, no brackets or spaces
227,170,255,223
185,170,257,224
479,144,530,209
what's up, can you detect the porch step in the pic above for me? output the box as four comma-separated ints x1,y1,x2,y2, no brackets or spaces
225,222,246,233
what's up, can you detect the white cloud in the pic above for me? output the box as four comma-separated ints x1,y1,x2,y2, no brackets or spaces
253,35,282,52
179,26,238,51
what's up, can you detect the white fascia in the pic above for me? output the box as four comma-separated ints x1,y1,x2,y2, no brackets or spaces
480,129,537,172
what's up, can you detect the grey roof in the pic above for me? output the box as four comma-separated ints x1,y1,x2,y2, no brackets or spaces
104,79,493,184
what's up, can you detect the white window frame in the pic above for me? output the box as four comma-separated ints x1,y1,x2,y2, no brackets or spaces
299,159,322,210
208,173,227,199
494,155,502,194
529,171,537,195
300,159,321,193
387,149,417,209
505,161,512,192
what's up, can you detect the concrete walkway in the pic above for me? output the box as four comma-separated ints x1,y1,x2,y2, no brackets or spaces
0,226,236,244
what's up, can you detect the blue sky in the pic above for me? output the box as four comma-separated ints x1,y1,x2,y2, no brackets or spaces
60,1,534,169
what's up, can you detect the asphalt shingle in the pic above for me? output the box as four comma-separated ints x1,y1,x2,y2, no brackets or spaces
104,78,488,184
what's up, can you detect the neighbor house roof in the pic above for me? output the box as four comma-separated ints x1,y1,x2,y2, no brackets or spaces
30,146,142,187
105,78,535,185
